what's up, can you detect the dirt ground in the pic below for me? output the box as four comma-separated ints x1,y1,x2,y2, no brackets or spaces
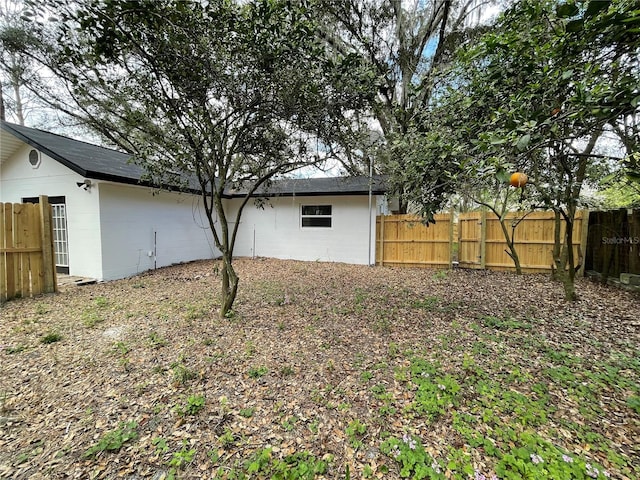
1,258,638,479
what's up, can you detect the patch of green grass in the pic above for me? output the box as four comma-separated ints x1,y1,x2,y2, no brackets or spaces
82,309,104,327
84,421,138,458
248,366,268,379
41,332,62,344
432,270,448,280
148,331,167,348
94,296,109,308
35,303,50,315
170,355,197,385
5,344,27,354
481,315,531,331
627,395,640,414
412,296,440,309
280,365,295,377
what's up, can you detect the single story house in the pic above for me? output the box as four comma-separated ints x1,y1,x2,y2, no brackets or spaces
1,121,387,281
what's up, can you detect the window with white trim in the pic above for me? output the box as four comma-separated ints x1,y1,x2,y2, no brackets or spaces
301,205,332,228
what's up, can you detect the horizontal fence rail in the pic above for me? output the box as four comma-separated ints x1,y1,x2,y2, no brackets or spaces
1,196,57,302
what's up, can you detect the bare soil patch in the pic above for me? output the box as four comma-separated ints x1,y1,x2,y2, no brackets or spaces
1,258,638,479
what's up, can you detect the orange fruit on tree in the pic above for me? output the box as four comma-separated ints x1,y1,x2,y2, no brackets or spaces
509,172,528,187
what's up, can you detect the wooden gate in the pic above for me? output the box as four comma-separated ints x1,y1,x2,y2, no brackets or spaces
1,196,57,302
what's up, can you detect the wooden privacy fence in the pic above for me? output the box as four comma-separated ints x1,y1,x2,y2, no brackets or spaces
585,209,640,278
458,210,586,273
377,211,587,274
1,197,57,302
376,213,454,268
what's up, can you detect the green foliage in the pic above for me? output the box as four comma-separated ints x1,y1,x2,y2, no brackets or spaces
170,355,197,385
627,395,640,414
40,331,62,344
85,421,138,457
174,394,205,417
244,448,328,479
218,427,236,449
409,359,461,421
24,0,375,319
148,331,167,348
248,366,268,379
346,419,367,448
239,407,255,418
168,443,196,470
381,434,441,479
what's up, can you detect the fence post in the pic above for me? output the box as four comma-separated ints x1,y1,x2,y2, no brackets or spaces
448,207,454,269
579,210,589,277
379,215,385,266
480,209,487,270
39,196,57,293
0,203,5,302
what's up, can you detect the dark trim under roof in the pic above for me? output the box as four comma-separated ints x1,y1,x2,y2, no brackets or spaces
1,121,388,197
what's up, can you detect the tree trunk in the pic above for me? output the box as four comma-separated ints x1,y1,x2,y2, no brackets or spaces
0,77,5,121
12,78,24,125
220,254,239,319
499,217,522,275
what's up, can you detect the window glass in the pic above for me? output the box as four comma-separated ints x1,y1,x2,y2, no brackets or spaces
301,205,332,228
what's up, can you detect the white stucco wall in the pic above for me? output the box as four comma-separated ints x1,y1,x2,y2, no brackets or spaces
98,183,218,281
225,195,380,265
0,144,103,279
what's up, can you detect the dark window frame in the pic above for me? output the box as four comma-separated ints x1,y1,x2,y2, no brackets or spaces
301,204,332,228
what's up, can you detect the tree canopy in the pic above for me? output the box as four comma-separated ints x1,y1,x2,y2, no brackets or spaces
21,0,376,316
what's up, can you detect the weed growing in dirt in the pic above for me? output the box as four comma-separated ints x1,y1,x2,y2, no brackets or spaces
218,427,236,448
82,310,104,327
84,421,138,458
409,358,461,421
41,331,62,344
412,296,440,309
94,296,109,308
346,419,367,448
232,448,329,479
112,341,130,355
174,394,205,417
111,341,131,371
432,270,448,280
170,354,197,385
481,315,531,331
280,365,295,377
152,437,169,455
148,331,167,348
168,441,196,473
248,366,268,378
5,344,26,354
239,407,255,418
35,303,50,315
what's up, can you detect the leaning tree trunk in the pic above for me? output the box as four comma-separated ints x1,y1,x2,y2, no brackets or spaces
220,254,239,319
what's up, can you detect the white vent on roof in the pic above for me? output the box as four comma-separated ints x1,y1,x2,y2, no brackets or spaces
28,149,41,169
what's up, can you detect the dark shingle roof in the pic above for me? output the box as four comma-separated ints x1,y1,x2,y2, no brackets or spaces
1,121,387,197
1,121,145,185
226,175,387,197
